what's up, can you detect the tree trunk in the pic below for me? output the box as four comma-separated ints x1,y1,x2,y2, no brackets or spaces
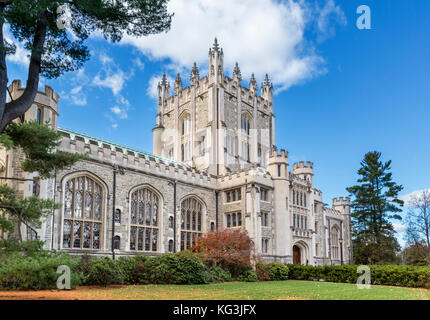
0,6,8,125
0,11,47,132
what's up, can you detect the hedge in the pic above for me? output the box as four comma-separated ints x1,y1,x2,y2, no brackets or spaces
0,253,82,290
286,264,430,288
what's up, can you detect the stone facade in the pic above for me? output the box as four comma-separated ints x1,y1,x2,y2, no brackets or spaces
2,39,352,265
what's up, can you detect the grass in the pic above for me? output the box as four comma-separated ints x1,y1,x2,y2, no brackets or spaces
1,280,430,300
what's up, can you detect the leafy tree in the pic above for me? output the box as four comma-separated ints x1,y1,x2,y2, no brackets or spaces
400,242,429,266
0,0,173,132
192,228,255,277
347,151,404,264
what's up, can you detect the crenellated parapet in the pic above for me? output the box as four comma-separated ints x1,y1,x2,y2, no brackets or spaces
9,80,59,113
58,128,217,188
332,197,351,215
268,148,288,163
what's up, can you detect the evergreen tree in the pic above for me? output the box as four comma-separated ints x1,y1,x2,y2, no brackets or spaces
0,121,86,240
0,0,173,132
347,151,404,264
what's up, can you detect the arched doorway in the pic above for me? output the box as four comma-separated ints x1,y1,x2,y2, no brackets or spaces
293,245,301,264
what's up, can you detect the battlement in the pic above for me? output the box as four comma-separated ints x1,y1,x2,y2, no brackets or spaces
332,197,351,205
9,80,59,111
58,128,217,188
269,148,288,159
217,165,272,188
292,161,313,170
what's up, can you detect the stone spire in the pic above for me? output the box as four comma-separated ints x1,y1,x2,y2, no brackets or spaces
190,62,200,85
249,73,257,93
262,74,272,89
233,62,242,83
158,73,170,101
208,38,224,85
212,37,220,53
174,72,182,95
160,73,168,87
261,74,273,104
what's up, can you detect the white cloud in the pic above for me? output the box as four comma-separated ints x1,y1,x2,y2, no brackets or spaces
121,0,346,93
316,0,347,42
4,28,29,67
92,53,132,96
133,57,145,71
399,189,430,207
110,105,128,119
393,223,407,234
93,72,127,96
71,94,87,106
60,71,90,106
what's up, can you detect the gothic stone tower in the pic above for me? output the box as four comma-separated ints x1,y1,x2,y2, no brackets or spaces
152,39,275,176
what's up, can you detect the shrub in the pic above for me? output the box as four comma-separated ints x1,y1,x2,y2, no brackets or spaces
0,239,46,259
208,266,232,283
144,251,210,285
0,252,82,290
130,255,150,284
84,257,126,286
255,262,270,281
238,269,258,282
286,264,430,288
266,262,289,281
192,229,254,277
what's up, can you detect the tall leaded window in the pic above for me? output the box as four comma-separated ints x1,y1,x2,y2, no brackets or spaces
241,113,252,162
63,176,103,250
180,197,203,251
130,188,160,252
331,226,339,260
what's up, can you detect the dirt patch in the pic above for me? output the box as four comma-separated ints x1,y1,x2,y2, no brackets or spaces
0,285,129,300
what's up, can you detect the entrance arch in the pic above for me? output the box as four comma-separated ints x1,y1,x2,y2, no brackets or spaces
293,245,301,264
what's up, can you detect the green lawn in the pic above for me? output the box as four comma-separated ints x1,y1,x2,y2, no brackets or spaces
55,280,430,300
1,280,429,300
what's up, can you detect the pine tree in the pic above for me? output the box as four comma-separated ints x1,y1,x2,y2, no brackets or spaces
347,151,404,264
0,0,173,132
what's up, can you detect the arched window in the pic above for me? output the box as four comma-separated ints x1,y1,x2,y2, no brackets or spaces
241,113,252,162
114,209,121,224
331,226,339,260
63,176,104,250
113,236,120,250
168,216,174,229
180,197,203,251
241,113,252,136
130,187,160,252
168,239,174,252
180,113,191,136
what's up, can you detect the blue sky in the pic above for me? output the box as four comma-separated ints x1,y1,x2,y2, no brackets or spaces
7,0,430,246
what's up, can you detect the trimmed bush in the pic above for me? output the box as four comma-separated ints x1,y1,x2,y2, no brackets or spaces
0,239,47,259
84,257,126,286
266,262,289,281
238,269,258,282
143,251,210,285
286,264,430,288
0,252,82,290
208,266,232,283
